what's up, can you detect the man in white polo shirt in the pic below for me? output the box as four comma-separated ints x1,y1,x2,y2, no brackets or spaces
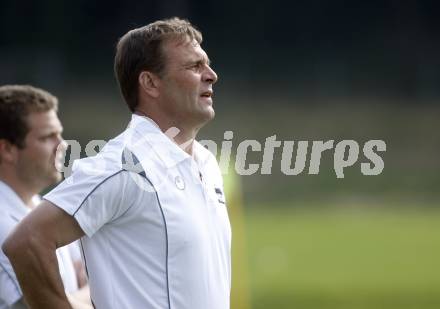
0,85,91,309
3,18,231,309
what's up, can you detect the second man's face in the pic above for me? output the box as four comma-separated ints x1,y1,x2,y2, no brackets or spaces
16,110,65,191
157,38,218,129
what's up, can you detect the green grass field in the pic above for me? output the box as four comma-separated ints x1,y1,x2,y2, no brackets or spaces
239,205,440,309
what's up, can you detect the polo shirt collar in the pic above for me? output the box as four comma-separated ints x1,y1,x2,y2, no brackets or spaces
0,180,30,222
127,114,193,168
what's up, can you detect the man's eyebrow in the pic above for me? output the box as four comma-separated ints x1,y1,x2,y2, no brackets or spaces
185,57,211,66
39,127,63,138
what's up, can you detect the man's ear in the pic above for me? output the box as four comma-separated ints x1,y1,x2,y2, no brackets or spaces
139,71,160,98
0,139,18,164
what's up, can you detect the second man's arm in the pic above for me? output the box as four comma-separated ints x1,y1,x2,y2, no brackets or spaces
2,201,85,309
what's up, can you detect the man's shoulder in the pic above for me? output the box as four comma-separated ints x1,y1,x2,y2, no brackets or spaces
0,193,25,242
45,138,129,206
0,214,17,244
50,136,151,200
0,203,21,272
69,132,134,178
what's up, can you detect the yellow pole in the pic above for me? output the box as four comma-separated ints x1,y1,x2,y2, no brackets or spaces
224,165,251,309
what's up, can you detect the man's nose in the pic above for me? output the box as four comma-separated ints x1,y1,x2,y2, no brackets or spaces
203,65,218,84
55,137,67,153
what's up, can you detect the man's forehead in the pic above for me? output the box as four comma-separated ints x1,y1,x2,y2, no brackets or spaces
27,110,62,133
164,38,208,62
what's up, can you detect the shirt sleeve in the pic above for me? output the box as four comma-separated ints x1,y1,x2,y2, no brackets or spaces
44,157,137,238
0,262,21,306
0,218,22,306
56,246,79,293
67,241,82,262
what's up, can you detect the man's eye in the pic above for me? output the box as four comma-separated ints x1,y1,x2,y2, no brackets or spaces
39,134,55,141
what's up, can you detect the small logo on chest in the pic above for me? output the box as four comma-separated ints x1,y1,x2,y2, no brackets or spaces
175,175,185,190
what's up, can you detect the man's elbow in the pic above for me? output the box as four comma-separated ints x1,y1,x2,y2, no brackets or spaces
2,225,34,263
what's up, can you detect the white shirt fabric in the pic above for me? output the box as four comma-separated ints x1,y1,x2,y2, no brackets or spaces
0,181,79,309
44,114,232,309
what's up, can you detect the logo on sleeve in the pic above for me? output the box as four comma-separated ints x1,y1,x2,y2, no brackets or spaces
214,187,225,204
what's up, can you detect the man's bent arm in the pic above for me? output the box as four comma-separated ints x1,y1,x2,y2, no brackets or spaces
2,201,85,309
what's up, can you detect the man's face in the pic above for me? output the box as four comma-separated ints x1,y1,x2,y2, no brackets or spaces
158,38,218,128
15,110,64,191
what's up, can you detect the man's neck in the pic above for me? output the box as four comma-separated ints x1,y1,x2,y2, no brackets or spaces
174,133,195,156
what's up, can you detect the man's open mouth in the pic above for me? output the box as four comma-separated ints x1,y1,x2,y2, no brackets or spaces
200,91,213,98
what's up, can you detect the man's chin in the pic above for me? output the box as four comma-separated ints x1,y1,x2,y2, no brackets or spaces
55,172,63,182
206,108,215,120
203,104,215,119
48,171,63,185
197,109,215,127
